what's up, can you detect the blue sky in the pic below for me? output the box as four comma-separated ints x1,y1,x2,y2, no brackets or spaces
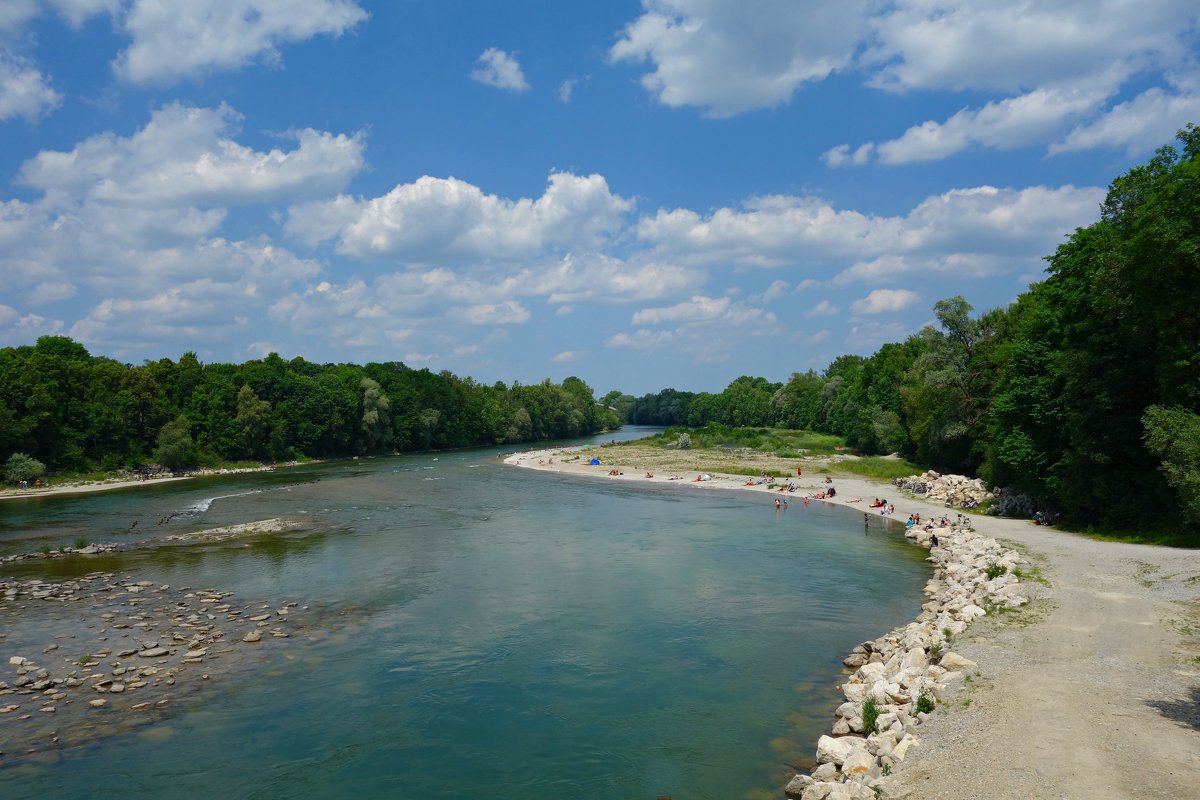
0,1,1197,395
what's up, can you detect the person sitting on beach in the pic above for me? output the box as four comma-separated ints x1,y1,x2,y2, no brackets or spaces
827,486,836,497
930,533,939,547
787,481,795,492
645,471,654,478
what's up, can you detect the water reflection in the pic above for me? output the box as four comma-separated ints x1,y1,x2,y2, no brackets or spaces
1,430,929,799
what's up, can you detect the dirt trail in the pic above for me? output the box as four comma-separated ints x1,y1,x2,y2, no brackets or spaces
879,516,1200,799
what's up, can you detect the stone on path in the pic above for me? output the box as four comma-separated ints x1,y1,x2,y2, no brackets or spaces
939,651,978,670
242,630,262,643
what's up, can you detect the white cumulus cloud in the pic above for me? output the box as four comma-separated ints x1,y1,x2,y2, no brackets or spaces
0,53,62,121
21,103,364,209
850,288,921,315
637,184,1103,283
115,0,369,85
1051,87,1200,155
610,0,869,117
290,172,632,264
470,47,530,92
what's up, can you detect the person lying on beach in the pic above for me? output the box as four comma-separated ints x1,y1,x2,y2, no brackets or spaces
644,472,654,478
607,469,623,476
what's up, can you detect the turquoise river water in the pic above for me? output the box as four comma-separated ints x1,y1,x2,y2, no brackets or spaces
0,429,929,799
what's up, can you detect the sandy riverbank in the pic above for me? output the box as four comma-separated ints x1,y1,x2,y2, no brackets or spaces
0,465,290,503
506,445,1200,799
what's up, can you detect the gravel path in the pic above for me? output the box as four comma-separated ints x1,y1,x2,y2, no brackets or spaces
869,495,1200,799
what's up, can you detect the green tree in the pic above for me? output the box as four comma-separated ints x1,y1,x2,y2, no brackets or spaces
4,452,45,483
236,384,272,459
1143,406,1200,526
904,297,998,472
359,377,392,453
153,415,199,471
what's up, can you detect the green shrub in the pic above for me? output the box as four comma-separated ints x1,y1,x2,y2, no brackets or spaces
916,692,935,714
74,535,88,549
4,452,45,483
985,562,1008,580
861,695,880,734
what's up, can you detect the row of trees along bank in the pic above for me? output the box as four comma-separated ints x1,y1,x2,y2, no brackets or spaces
612,126,1200,536
0,339,619,472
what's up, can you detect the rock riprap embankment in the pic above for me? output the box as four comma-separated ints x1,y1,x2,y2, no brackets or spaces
0,572,307,762
785,521,1028,800
892,471,993,509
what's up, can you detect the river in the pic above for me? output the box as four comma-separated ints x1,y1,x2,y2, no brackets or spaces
0,429,929,799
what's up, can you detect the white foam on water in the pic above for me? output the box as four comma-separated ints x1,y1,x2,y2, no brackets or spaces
180,488,263,516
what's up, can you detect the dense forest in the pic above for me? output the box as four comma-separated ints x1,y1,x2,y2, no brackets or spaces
0,340,618,473
614,127,1200,532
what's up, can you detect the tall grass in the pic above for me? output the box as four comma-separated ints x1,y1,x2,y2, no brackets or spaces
641,424,843,456
830,457,920,482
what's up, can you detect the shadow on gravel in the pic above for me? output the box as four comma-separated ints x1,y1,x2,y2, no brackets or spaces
1148,685,1200,730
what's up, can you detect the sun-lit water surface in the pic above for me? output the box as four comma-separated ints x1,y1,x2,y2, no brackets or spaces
0,430,929,800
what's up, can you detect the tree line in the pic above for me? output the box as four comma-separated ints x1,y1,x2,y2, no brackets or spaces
615,126,1200,533
0,340,618,473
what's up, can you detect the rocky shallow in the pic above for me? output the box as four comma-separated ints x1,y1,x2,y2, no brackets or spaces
785,520,1029,799
0,570,308,763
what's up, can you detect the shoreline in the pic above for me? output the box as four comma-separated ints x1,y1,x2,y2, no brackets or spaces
0,464,296,503
504,446,1028,796
505,444,1200,798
